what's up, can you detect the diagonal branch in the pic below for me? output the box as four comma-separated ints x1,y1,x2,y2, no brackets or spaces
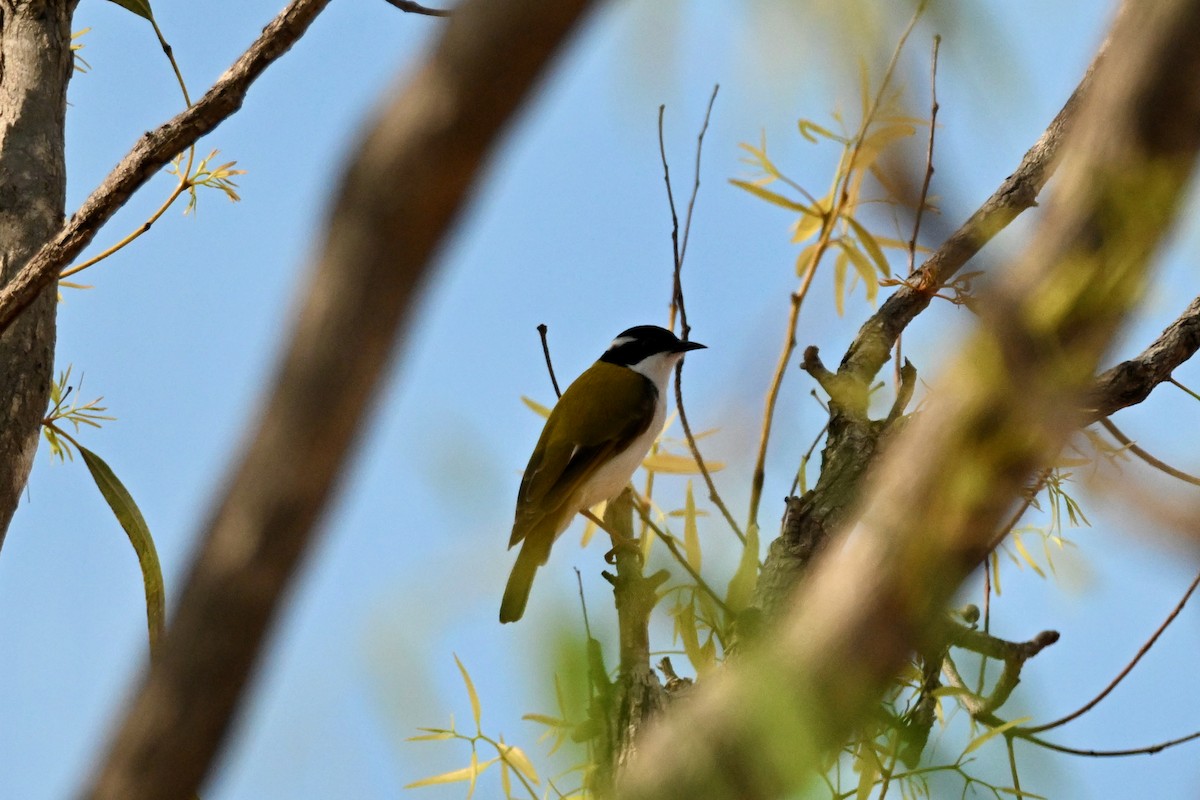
838,29,1110,387
0,0,338,335
80,1,597,798
1088,293,1200,419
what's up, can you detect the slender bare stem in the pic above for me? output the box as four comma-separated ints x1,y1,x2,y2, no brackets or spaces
537,323,563,398
1023,567,1200,734
1100,417,1200,486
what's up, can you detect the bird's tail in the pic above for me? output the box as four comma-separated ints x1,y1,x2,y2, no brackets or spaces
500,543,542,624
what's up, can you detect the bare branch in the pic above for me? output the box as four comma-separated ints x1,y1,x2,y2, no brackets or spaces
81,1,596,798
1099,417,1200,485
382,0,452,16
0,0,339,335
1024,567,1200,734
839,27,1110,387
1089,294,1200,420
537,323,563,398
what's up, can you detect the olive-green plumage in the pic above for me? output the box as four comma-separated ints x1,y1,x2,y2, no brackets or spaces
500,325,705,624
500,361,656,623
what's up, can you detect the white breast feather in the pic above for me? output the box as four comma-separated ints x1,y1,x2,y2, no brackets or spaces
569,351,683,522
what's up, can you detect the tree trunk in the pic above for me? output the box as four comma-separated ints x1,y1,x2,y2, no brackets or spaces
0,0,77,549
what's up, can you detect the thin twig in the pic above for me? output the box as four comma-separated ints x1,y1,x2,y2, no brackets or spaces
748,2,928,529
1100,417,1200,486
907,34,941,277
1169,376,1200,402
574,567,593,640
1023,567,1200,734
382,0,452,16
677,84,720,297
58,1,197,280
658,89,745,544
658,105,681,309
1017,728,1200,758
1005,736,1022,795
896,33,941,388
0,0,340,334
537,323,563,398
789,419,830,496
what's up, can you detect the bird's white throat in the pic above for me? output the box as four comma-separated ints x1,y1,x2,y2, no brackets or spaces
628,350,686,398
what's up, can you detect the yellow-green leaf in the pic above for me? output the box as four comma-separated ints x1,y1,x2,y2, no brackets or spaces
857,123,917,166
79,445,164,658
1012,532,1046,578
522,713,570,728
795,242,821,278
454,654,482,732
499,743,540,785
406,730,456,742
729,179,810,213
683,481,701,572
798,118,842,143
843,216,890,277
674,600,707,673
791,198,828,244
725,523,760,613
838,239,879,305
106,0,154,20
963,716,1032,755
833,250,849,316
521,396,552,419
854,741,881,800
405,764,478,789
641,452,724,474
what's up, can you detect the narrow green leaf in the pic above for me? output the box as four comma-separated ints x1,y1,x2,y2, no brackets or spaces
498,743,540,785
106,0,154,20
795,242,821,278
78,445,164,657
522,713,570,728
683,481,701,572
842,215,891,277
725,523,760,613
963,716,1032,755
1012,532,1046,578
838,239,879,305
729,179,811,213
798,118,842,144
521,396,552,419
832,250,849,316
454,653,483,732
404,764,477,789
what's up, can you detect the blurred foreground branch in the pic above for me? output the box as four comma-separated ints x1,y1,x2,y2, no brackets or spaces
81,1,596,798
619,1,1200,796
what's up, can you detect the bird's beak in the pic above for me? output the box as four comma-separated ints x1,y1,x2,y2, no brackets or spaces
676,340,707,352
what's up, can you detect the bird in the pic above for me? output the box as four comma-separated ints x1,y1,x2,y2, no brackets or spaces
500,325,706,623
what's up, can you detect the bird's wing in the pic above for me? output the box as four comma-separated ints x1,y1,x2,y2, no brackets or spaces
509,362,657,549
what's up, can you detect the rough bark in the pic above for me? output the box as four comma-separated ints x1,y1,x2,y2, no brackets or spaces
82,1,597,798
0,0,79,550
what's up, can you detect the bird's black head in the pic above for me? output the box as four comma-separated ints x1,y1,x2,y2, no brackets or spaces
600,325,706,367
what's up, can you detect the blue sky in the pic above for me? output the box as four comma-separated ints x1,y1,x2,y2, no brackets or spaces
2,1,1199,798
